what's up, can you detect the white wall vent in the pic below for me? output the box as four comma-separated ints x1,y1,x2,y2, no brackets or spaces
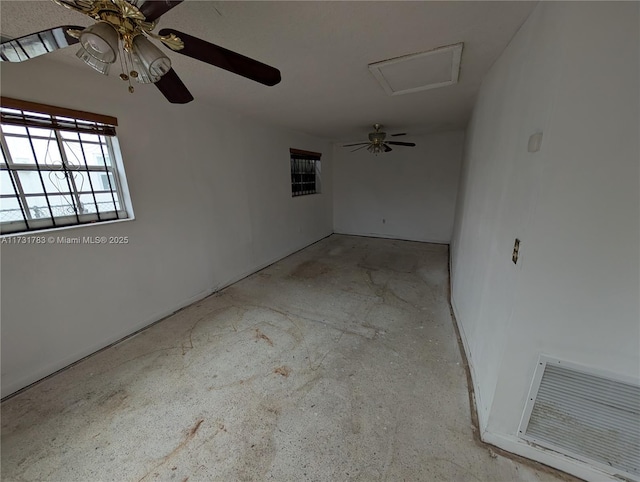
520,356,640,481
368,43,463,96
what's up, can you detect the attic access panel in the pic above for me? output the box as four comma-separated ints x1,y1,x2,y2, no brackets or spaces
369,43,463,96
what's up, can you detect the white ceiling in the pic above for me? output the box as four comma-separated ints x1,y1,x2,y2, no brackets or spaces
0,1,536,141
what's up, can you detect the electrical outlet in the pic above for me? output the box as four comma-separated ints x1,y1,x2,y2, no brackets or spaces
512,238,520,264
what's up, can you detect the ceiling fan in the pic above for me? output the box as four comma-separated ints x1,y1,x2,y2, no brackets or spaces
0,0,281,104
343,124,416,154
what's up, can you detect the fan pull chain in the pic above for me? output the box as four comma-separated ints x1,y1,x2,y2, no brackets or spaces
124,50,135,93
117,46,134,94
127,47,140,85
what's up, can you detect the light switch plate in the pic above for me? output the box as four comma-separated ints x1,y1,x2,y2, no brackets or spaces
512,238,520,264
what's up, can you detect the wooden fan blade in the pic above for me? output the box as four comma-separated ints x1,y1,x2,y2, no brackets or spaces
343,142,369,147
139,1,184,22
0,26,84,62
387,141,416,147
154,69,194,104
384,144,393,152
391,133,407,137
351,145,369,153
158,29,281,86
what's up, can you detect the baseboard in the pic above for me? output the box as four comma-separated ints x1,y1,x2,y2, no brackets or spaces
449,294,491,434
0,284,216,399
333,229,450,245
1,232,333,400
448,256,624,482
482,431,619,482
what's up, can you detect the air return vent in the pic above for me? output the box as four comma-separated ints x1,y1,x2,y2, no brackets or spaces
519,356,640,481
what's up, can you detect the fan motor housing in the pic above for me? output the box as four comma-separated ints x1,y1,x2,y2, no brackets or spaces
369,131,386,144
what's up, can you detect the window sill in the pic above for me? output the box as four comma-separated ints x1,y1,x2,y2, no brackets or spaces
0,216,135,238
291,192,322,198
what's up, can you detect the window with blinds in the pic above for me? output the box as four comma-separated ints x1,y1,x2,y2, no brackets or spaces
290,148,321,197
0,98,130,234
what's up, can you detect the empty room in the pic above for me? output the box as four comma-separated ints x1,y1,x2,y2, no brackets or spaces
0,1,638,481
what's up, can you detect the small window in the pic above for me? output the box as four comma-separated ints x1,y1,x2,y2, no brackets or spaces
290,148,321,197
0,99,131,234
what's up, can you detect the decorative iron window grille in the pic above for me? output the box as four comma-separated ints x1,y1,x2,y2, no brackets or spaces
290,148,321,197
0,99,129,235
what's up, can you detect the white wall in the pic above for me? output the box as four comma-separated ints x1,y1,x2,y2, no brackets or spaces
450,2,639,480
333,130,463,244
0,58,333,397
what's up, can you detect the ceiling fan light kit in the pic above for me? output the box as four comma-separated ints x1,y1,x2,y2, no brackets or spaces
79,21,119,63
130,34,171,82
0,0,282,103
73,23,172,91
76,44,112,74
50,0,184,93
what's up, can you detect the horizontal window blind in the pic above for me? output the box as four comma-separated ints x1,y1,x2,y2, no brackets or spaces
0,97,117,136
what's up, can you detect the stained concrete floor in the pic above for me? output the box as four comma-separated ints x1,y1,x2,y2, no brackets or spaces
1,235,573,482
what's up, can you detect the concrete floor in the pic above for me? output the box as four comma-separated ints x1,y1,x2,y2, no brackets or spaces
2,235,574,482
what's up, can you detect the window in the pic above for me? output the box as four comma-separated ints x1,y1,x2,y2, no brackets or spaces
290,148,321,197
0,98,130,235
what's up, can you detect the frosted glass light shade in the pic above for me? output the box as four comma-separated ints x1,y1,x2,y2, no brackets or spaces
131,35,171,83
80,22,118,63
130,54,157,84
76,46,111,75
